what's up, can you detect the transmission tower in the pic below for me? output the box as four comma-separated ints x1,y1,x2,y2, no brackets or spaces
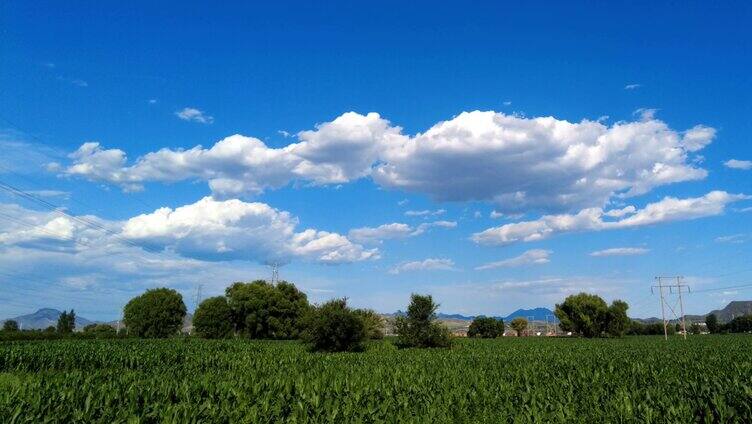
270,262,279,285
193,284,203,311
652,276,690,340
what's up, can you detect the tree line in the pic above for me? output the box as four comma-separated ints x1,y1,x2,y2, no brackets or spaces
121,281,451,352
4,283,750,347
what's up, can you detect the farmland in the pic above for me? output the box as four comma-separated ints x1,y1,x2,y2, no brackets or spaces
1,336,752,423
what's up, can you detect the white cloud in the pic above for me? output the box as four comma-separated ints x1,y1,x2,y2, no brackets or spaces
633,108,658,121
148,99,158,105
475,249,551,270
589,247,649,257
624,84,641,90
175,107,214,124
121,197,377,264
490,210,503,219
62,110,714,212
277,130,291,138
0,197,376,266
724,159,752,170
503,101,512,106
397,199,409,206
714,234,748,244
389,258,455,274
348,220,455,244
405,209,446,217
472,191,749,246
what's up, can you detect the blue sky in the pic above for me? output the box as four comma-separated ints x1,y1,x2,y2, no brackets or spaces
1,1,750,321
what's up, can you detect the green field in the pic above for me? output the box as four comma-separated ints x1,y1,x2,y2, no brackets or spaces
1,336,751,423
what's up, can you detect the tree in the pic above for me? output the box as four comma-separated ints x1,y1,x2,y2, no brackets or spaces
510,317,528,336
301,298,366,352
354,308,385,339
690,323,702,335
83,324,116,338
468,316,504,338
193,296,234,339
395,294,451,348
705,314,719,334
226,280,310,339
57,310,76,334
605,300,630,337
123,288,186,338
725,315,752,333
555,293,630,338
2,320,19,332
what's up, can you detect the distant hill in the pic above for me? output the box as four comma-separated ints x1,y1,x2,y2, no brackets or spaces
1,308,94,330
424,307,558,323
504,308,557,322
685,301,752,323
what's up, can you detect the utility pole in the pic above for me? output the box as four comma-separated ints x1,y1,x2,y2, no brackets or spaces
676,276,688,340
652,276,690,341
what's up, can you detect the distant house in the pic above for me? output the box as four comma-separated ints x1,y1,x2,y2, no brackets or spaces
452,328,468,337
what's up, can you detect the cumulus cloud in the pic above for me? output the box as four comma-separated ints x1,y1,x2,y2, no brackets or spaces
348,220,456,244
589,247,649,257
121,197,377,264
175,107,214,124
61,110,714,212
389,258,455,274
0,198,376,265
472,191,749,246
724,159,752,170
475,249,551,270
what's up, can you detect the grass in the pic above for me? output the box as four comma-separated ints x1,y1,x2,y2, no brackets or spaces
1,335,751,423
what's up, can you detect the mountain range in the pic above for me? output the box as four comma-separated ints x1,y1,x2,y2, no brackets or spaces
434,307,558,322
1,308,94,330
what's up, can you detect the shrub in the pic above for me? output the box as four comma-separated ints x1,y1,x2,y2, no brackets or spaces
395,294,451,348
193,296,234,339
123,288,187,338
2,320,19,332
468,316,504,338
83,324,117,338
301,299,366,352
354,309,385,339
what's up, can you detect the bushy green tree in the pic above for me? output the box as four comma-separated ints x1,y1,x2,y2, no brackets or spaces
705,314,719,333
193,296,234,339
468,316,504,338
226,280,309,339
83,324,116,338
123,288,186,338
2,320,19,332
725,315,752,333
354,308,385,339
605,300,630,337
555,293,630,338
395,294,451,348
57,310,76,334
510,317,528,336
301,299,366,352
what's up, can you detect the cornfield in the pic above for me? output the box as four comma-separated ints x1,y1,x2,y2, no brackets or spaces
1,336,751,423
